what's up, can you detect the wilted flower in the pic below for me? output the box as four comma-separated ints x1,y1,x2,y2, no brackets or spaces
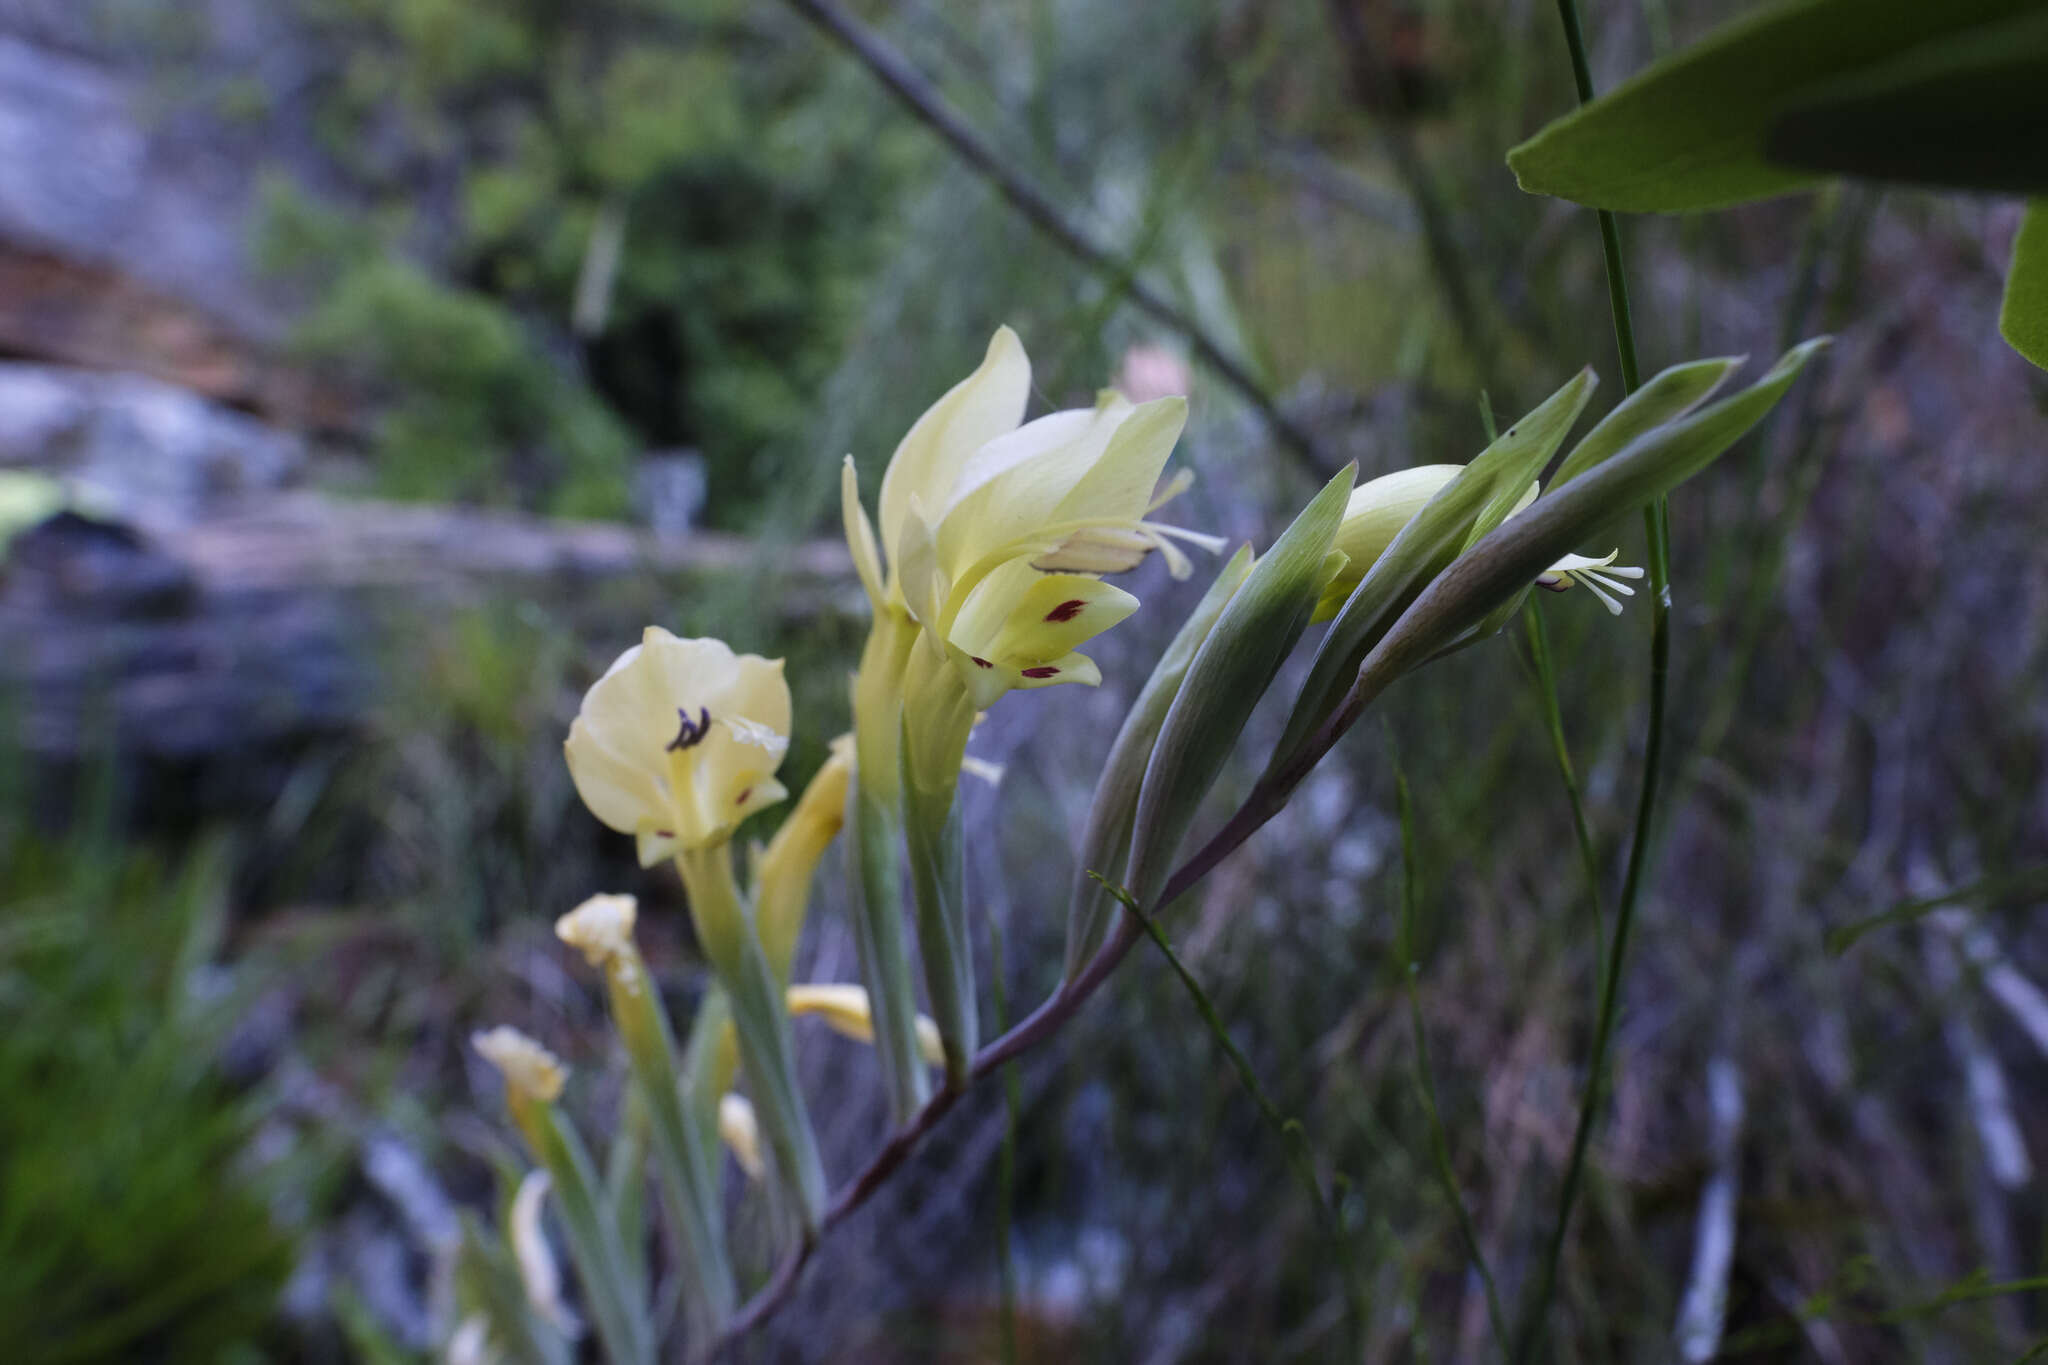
785,983,946,1065
564,629,791,865
509,1171,574,1333
473,1026,568,1105
717,1094,765,1182
555,892,639,970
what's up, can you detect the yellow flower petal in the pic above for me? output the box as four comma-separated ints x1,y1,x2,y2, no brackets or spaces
841,456,887,610
878,326,1030,582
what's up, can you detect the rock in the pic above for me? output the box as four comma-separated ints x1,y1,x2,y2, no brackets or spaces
0,363,306,521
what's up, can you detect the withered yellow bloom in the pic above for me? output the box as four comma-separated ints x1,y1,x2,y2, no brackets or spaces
472,1026,568,1105
842,326,1223,709
564,628,791,865
555,892,639,970
785,983,946,1065
717,1094,765,1182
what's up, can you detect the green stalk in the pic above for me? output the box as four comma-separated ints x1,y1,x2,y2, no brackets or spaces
601,942,737,1334
1393,762,1511,1360
675,845,827,1231
847,612,935,1121
1518,1,1661,1359
1522,600,1607,979
898,641,981,1088
680,987,736,1174
508,1096,654,1365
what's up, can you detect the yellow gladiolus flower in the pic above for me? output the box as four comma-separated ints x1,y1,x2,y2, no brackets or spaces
842,326,1223,709
564,628,791,865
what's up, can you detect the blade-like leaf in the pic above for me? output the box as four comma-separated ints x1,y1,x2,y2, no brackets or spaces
1274,370,1595,773
1550,357,1742,489
1065,545,1255,980
1507,0,2036,212
1122,467,1355,910
2001,202,2048,369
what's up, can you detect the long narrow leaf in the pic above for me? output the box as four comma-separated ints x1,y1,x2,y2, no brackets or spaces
1064,545,1255,979
1123,466,1354,910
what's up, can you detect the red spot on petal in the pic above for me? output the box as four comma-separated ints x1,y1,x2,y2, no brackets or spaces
1022,665,1060,678
971,656,993,669
655,829,674,839
1043,598,1086,623
737,787,752,805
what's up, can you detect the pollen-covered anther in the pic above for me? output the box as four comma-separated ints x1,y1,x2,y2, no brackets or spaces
1043,599,1086,623
667,705,712,752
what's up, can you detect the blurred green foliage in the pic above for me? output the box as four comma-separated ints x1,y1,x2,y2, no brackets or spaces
0,827,296,1364
256,0,911,519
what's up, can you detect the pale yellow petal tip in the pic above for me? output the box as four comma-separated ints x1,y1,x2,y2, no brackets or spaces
718,1094,766,1181
510,1170,572,1331
786,982,949,1067
473,1026,568,1103
555,893,638,968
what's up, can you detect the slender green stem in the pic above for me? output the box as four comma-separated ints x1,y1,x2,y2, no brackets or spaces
1518,1,1660,1359
675,846,828,1230
1093,874,1366,1346
986,908,1021,1365
521,1101,656,1365
847,612,934,1121
1393,765,1512,1359
1522,600,1607,975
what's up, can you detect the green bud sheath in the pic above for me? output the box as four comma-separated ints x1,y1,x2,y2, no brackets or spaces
1123,465,1356,913
1064,544,1255,981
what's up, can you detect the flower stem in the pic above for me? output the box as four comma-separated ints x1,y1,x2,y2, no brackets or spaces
1517,2,1662,1360
847,612,935,1121
899,644,981,1087
602,942,737,1334
675,845,827,1231
515,1098,655,1365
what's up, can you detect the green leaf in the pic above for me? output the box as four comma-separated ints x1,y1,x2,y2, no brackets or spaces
1065,546,1255,980
1550,357,1741,489
2001,202,2048,369
1763,11,2048,195
1122,466,1355,910
1507,0,2038,212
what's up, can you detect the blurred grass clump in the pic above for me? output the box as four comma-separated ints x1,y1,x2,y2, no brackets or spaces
256,0,912,520
0,822,296,1364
